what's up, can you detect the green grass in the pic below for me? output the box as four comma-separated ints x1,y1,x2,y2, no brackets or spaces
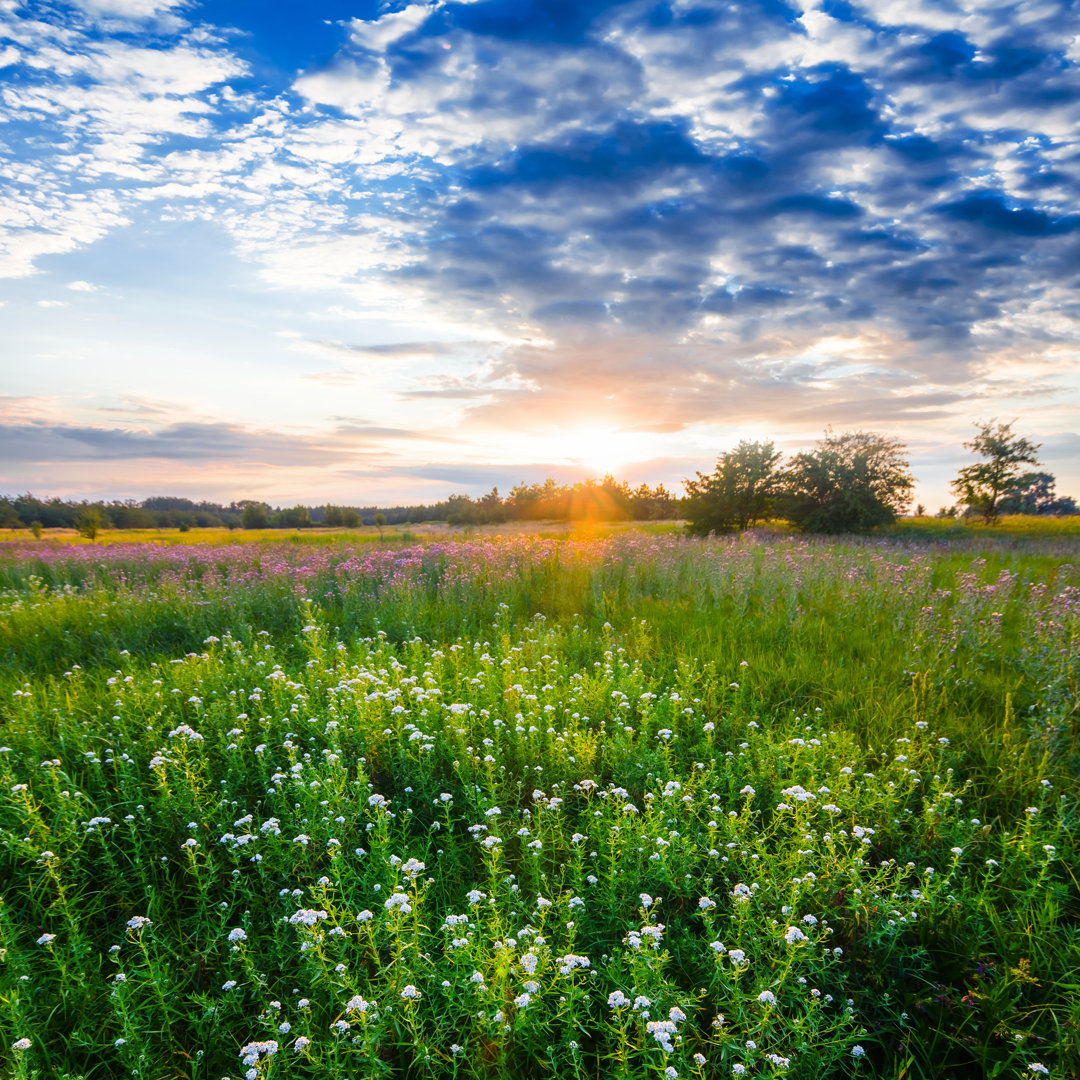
0,532,1076,1080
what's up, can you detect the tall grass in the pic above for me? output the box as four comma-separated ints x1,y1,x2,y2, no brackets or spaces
0,532,1076,1080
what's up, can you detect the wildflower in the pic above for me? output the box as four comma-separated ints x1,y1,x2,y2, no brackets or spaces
384,892,413,914
222,980,238,990
181,838,198,849
608,990,627,1008
698,896,716,910
733,1067,746,1076
125,916,151,931
289,909,328,926
1027,1066,1049,1076
851,1045,866,1059
639,892,654,907
646,1019,678,1052
114,1038,126,1046
728,949,747,965
36,933,56,946
470,971,485,985
227,928,247,942
345,995,373,1013
293,1036,311,1051
13,1038,32,1050
451,1043,463,1053
784,926,808,944
400,985,421,1000
757,990,776,1005
514,992,532,1008
665,1068,679,1079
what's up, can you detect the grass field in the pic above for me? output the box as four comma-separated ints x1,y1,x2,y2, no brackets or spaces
0,528,1076,1080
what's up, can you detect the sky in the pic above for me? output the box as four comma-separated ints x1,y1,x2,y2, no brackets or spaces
2,0,1079,510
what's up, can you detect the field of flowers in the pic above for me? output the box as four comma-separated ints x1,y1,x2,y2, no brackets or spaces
0,532,1076,1080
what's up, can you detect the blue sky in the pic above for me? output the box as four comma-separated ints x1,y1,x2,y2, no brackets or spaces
2,0,1079,508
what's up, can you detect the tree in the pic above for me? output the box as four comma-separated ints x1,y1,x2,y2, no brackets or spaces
951,420,1040,524
997,471,1076,516
75,507,102,540
278,505,311,529
341,508,361,528
684,440,783,535
241,502,269,529
783,430,914,533
374,512,386,538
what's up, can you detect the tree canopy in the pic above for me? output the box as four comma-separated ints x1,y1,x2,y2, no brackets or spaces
951,420,1041,523
782,430,915,533
684,440,782,535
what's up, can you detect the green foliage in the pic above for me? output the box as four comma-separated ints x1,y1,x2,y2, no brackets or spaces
684,440,782,535
74,506,102,540
997,472,1076,517
783,430,915,533
241,501,270,529
277,505,312,528
0,533,1076,1080
951,420,1041,524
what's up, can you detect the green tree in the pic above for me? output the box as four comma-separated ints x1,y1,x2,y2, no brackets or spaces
75,507,102,540
278,505,311,529
684,440,782,535
30,520,43,538
341,508,361,528
241,502,269,529
374,512,386,538
325,504,345,528
783,430,914,533
951,420,1040,524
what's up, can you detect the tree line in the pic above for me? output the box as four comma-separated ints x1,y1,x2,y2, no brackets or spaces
684,421,1075,535
1,421,1073,538
0,478,677,537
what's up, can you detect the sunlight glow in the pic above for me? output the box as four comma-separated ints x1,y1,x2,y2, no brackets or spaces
557,428,646,477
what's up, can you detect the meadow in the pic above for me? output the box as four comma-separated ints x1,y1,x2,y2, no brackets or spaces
0,529,1076,1080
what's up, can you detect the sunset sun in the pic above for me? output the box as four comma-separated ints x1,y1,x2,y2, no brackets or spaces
559,427,643,476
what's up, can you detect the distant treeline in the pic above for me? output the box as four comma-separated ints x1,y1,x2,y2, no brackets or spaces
0,477,679,532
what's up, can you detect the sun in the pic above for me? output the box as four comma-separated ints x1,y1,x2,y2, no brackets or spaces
559,427,643,476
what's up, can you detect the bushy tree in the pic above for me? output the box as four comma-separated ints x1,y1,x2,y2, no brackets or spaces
996,471,1076,516
277,505,311,528
684,440,782,535
951,420,1040,523
240,502,269,529
783,430,914,533
75,506,102,540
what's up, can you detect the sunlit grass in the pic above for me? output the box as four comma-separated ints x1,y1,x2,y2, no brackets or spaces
0,532,1076,1080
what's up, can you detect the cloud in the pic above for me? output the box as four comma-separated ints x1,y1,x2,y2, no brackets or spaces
1,0,1078,507
0,418,396,467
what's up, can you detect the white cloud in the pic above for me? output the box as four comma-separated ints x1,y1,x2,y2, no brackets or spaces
72,0,189,20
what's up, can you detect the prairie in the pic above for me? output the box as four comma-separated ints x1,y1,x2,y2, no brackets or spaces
0,529,1076,1080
